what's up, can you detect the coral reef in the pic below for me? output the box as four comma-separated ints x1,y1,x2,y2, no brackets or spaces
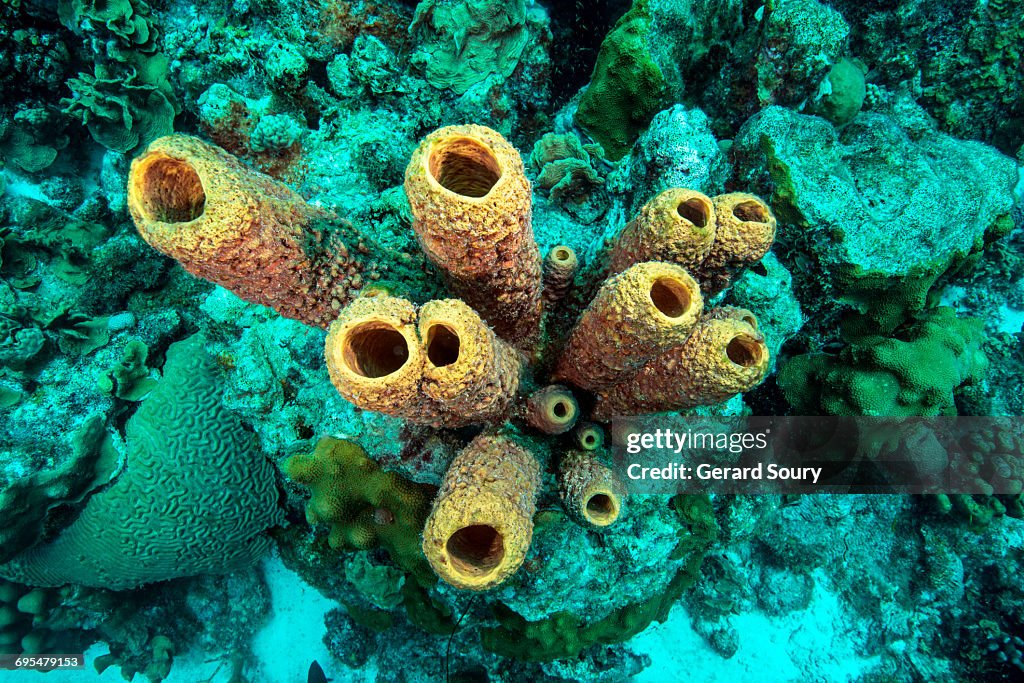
124,124,777,602
835,0,1024,154
410,0,530,95
2,0,1022,679
610,105,730,213
732,103,1017,333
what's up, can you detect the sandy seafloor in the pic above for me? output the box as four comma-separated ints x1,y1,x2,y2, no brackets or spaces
4,551,879,683
10,508,1024,683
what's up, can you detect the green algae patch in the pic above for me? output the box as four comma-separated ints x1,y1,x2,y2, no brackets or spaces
285,437,438,587
575,0,667,160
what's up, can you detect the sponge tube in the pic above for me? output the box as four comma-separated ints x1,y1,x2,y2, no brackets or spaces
555,261,703,391
422,434,540,591
128,134,365,328
593,308,770,418
404,125,543,345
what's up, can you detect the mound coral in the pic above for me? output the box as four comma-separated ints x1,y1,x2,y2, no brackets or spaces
732,103,1017,333
575,0,666,160
285,437,437,585
0,335,284,589
780,307,987,417
126,128,775,594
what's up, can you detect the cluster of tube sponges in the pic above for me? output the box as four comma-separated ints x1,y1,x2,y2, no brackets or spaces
125,125,775,594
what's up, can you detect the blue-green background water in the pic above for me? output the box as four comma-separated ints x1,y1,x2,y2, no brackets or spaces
1,0,1023,680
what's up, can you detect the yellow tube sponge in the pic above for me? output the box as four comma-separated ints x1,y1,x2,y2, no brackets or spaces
608,188,717,274
555,261,704,391
324,294,430,420
557,451,626,528
404,125,543,343
542,245,579,305
325,295,522,427
523,385,579,435
592,309,770,418
574,422,605,451
418,299,522,427
127,135,365,328
697,193,777,294
422,434,540,591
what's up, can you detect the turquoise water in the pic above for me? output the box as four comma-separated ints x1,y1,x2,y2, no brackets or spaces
1,0,1023,681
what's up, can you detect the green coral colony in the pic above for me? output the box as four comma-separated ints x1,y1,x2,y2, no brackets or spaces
1,0,1023,680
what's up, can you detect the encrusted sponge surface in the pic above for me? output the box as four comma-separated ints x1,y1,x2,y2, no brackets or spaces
422,434,540,591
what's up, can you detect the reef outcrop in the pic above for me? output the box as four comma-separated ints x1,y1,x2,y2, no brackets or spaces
125,128,775,593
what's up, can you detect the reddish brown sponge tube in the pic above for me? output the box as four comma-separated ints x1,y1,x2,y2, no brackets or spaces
127,134,366,328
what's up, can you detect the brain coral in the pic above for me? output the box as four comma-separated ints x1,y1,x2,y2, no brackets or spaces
0,335,284,589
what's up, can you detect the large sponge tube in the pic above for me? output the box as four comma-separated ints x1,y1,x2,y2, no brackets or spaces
404,125,543,344
324,295,429,420
696,193,777,294
325,295,522,427
608,188,717,274
422,434,540,591
417,299,522,426
555,261,703,391
592,308,770,418
127,135,365,328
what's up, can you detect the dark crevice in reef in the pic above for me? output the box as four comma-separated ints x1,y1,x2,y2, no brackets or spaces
541,0,633,107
